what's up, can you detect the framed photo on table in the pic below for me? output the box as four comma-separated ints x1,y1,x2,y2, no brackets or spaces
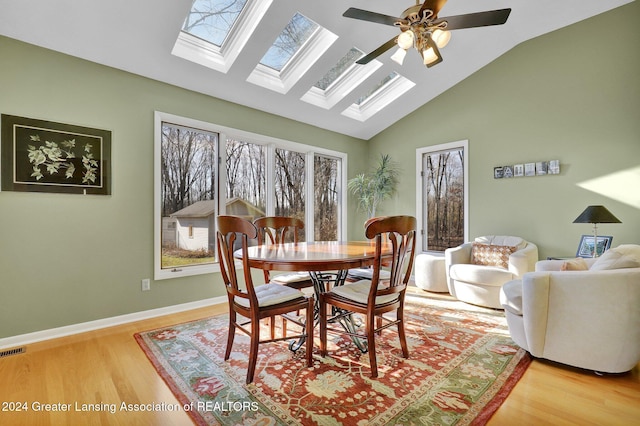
576,235,613,258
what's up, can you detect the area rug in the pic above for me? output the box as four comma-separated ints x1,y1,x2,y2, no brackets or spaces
135,294,531,425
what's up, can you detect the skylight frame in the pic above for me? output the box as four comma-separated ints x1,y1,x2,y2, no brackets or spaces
172,0,273,74
301,48,383,110
342,72,416,122
247,13,337,94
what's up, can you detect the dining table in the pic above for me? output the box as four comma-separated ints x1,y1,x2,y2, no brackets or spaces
235,240,392,352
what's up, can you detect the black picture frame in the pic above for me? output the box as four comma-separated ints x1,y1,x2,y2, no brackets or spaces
576,235,613,258
1,114,111,195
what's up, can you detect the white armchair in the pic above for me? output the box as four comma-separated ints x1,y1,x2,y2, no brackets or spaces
445,236,538,309
500,244,640,373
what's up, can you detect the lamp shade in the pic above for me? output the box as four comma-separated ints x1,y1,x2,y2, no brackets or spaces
573,205,621,224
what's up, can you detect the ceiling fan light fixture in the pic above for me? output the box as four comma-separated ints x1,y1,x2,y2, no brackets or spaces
390,47,407,65
432,29,451,48
397,30,414,50
422,47,438,66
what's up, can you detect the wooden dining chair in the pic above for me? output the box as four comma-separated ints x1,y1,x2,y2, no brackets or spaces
216,215,314,384
253,216,314,290
319,215,417,378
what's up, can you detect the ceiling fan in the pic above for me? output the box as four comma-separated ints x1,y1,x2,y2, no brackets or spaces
343,0,511,68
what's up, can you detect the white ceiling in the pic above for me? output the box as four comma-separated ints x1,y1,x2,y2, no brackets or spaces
0,0,632,140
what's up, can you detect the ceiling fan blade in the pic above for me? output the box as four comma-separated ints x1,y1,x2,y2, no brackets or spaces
436,8,511,31
343,8,403,27
356,38,397,65
419,0,449,19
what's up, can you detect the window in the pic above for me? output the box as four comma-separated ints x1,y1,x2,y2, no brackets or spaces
225,139,266,218
172,0,272,73
247,12,337,94
155,117,218,279
181,0,248,47
155,111,347,279
314,154,341,241
274,148,306,226
301,48,382,110
259,12,319,72
416,140,468,253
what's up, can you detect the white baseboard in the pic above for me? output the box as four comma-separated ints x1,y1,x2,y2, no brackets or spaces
0,296,226,350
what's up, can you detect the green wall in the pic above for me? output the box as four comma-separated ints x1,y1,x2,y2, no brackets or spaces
1,2,639,339
0,36,367,338
369,1,640,259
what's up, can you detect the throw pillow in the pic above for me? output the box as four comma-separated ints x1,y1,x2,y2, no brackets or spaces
560,257,589,271
590,245,640,270
471,243,517,269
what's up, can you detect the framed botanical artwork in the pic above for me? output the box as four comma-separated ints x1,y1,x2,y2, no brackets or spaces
1,114,111,195
576,235,613,258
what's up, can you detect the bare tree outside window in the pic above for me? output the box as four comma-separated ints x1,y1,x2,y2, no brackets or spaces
160,123,217,269
155,113,346,280
225,139,266,217
181,0,248,46
314,155,340,241
421,144,466,252
260,13,319,71
274,148,306,241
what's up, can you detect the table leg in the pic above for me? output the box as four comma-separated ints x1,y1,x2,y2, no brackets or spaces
288,270,368,353
310,270,368,353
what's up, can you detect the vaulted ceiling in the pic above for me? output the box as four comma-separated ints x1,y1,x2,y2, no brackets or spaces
0,0,632,140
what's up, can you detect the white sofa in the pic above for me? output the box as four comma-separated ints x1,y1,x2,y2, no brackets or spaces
445,236,538,309
500,244,640,373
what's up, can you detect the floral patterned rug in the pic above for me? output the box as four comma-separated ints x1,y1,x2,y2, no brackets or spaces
135,294,530,425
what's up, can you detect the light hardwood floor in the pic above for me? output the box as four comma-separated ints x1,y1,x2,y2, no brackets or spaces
1,293,638,425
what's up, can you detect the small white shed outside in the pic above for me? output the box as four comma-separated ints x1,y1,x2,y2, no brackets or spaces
170,200,216,252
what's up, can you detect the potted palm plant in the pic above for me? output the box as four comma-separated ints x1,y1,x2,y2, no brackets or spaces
348,154,399,218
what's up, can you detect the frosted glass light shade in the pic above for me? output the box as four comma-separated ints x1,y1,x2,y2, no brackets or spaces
390,48,407,65
397,30,414,49
432,29,451,48
422,48,438,65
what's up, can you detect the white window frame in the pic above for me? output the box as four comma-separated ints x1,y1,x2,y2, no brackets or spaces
416,140,469,254
172,0,273,74
342,73,416,122
154,111,347,280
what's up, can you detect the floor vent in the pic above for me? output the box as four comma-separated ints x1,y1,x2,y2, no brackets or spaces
0,347,26,358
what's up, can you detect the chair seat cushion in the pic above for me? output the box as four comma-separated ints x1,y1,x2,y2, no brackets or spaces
271,272,312,284
500,279,523,316
347,267,391,280
329,280,399,305
236,283,304,308
450,264,515,286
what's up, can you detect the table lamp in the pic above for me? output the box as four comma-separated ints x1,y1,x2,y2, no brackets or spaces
573,205,621,257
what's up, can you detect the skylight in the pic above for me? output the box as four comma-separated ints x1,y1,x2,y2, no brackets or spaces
342,72,416,122
172,0,272,73
259,13,319,72
247,12,337,94
181,0,247,47
313,48,363,91
354,72,399,106
300,48,382,110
